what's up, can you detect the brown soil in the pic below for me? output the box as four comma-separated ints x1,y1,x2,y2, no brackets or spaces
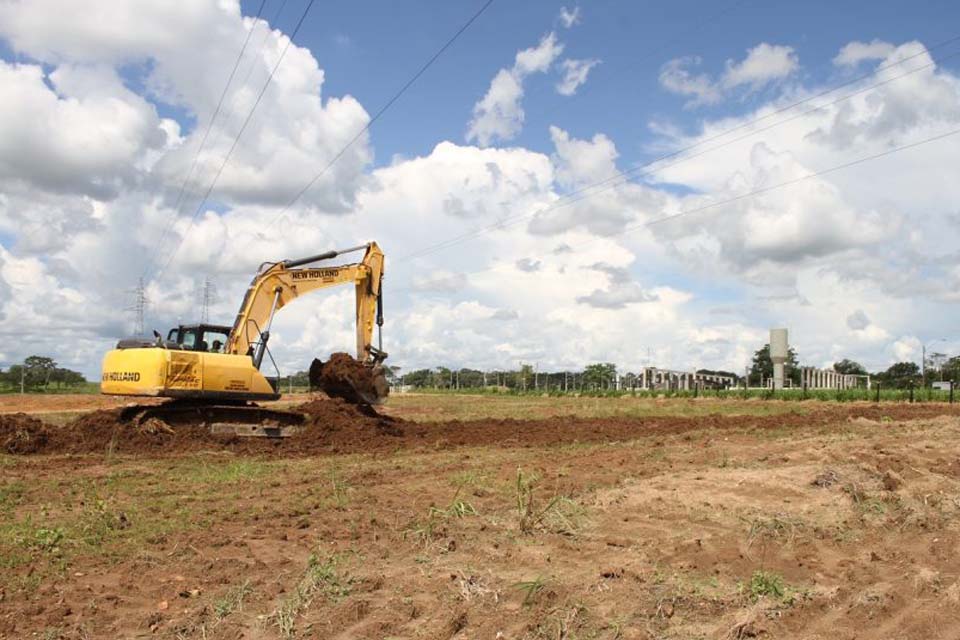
4,398,960,639
6,399,960,458
309,352,388,405
0,413,48,454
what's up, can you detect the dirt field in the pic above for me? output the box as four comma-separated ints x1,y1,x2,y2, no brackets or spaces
2,394,960,639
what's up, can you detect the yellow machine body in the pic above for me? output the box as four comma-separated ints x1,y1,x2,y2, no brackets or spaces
101,348,280,400
100,242,386,403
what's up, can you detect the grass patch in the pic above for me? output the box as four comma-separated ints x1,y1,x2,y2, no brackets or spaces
271,553,354,638
0,480,25,514
214,579,253,620
739,570,808,606
513,576,547,606
175,459,278,485
515,468,584,535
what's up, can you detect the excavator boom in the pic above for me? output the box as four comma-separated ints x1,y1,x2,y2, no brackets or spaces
227,242,386,369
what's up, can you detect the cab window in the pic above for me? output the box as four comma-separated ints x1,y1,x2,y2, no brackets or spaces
202,329,229,353
180,329,198,350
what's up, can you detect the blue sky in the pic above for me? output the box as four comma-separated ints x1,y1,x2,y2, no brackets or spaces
2,0,960,377
235,0,960,169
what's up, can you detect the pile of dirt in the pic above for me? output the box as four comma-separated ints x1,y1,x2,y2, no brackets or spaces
287,397,407,453
0,413,48,454
7,401,960,458
309,352,389,405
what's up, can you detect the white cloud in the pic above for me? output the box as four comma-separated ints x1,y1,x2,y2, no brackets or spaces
576,264,658,309
0,15,958,382
892,336,921,362
559,6,581,29
0,61,170,199
660,43,799,108
721,43,799,90
833,39,896,67
556,58,600,96
658,56,722,107
466,32,564,146
0,0,373,214
411,270,468,293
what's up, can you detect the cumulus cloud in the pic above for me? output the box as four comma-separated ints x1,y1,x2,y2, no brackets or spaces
722,43,799,90
660,43,799,107
0,0,373,215
1,11,958,381
0,61,170,199
466,33,564,146
556,58,600,96
576,263,658,309
833,39,896,67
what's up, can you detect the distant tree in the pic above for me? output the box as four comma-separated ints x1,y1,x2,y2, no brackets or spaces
433,367,454,389
749,344,800,386
384,365,402,385
582,363,617,390
48,367,87,388
874,361,921,389
944,356,960,383
514,364,533,391
833,359,867,376
1,365,24,389
23,355,57,389
403,369,433,388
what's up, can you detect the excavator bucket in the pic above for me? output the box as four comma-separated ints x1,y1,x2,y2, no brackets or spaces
309,353,390,406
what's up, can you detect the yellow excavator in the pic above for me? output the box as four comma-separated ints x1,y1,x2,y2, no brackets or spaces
100,242,388,436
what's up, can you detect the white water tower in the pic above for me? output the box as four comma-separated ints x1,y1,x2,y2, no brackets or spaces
770,328,788,390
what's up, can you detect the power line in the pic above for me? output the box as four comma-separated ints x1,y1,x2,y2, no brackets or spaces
253,0,746,253
397,36,960,263
252,0,497,240
393,126,960,293
152,0,318,282
147,0,269,278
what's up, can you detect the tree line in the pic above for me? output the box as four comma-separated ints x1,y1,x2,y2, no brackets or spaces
0,356,87,392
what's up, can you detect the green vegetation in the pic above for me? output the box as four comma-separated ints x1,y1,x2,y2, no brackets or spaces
515,468,582,535
214,580,253,620
0,355,87,393
271,553,354,638
513,576,547,606
744,570,786,600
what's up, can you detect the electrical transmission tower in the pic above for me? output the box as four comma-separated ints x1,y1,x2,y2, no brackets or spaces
200,277,218,323
127,277,148,336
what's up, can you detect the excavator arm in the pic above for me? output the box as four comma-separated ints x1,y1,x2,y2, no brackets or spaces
225,242,386,370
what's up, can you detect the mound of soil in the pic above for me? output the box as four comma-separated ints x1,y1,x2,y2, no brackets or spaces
0,413,48,454
6,401,960,459
309,352,388,405
288,397,406,453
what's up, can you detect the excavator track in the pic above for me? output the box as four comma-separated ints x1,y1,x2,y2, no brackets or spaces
119,400,305,438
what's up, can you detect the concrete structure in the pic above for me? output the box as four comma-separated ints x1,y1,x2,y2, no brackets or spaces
800,367,870,390
770,328,788,390
635,367,736,391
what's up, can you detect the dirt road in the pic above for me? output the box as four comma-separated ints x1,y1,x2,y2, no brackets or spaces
2,396,959,639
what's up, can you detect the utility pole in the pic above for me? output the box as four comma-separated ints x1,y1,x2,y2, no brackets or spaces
20,366,25,395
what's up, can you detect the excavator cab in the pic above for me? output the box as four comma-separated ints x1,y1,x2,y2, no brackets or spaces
165,324,231,353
